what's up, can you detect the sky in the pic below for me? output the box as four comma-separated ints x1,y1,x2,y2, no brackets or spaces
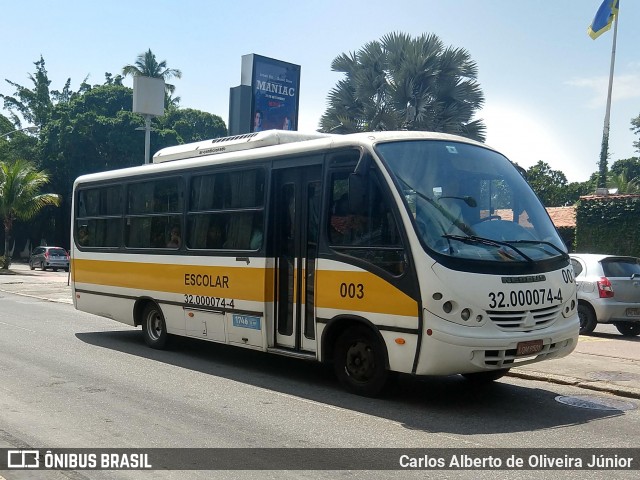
1,0,639,183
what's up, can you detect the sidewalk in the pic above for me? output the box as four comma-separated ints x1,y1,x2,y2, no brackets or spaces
510,351,640,400
0,261,72,304
1,262,638,399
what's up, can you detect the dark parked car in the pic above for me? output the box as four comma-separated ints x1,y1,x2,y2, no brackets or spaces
570,253,640,336
29,246,70,272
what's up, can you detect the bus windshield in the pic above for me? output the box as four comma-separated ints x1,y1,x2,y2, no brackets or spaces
376,140,567,263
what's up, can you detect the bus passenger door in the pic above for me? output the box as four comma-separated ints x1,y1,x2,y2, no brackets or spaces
273,164,322,353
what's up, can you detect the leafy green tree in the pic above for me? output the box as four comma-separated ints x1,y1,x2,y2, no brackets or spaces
122,49,182,96
0,114,12,135
525,166,593,206
158,108,227,143
0,56,84,130
610,157,640,182
565,180,595,203
104,72,124,86
320,32,485,141
39,84,160,246
607,169,640,193
39,83,226,246
526,161,570,206
0,159,60,268
0,114,39,172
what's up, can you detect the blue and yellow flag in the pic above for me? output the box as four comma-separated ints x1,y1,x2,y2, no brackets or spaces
588,0,620,39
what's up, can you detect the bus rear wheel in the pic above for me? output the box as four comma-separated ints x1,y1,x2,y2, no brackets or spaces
142,303,169,349
333,326,388,397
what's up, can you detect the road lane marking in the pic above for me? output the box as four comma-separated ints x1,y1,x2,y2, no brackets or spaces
0,321,35,333
578,336,612,343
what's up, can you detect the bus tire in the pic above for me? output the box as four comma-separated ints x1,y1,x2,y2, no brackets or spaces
333,325,388,397
461,369,510,383
142,303,169,349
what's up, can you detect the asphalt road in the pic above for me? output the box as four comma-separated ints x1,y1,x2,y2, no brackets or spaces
0,285,639,479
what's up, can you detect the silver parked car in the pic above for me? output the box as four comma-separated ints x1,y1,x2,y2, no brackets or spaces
29,246,70,272
570,253,640,336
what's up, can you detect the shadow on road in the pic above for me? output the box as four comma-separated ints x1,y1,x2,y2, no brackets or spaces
76,329,624,437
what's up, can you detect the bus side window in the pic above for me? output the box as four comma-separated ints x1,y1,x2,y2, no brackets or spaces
327,171,405,275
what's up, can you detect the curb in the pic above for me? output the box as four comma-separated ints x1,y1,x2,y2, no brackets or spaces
508,369,640,401
0,290,72,304
0,286,72,305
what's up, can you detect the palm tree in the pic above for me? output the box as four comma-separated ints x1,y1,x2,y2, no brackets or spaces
319,32,486,141
122,49,182,96
0,159,60,268
607,169,640,193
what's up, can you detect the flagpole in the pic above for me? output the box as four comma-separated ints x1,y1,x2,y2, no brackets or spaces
597,9,618,188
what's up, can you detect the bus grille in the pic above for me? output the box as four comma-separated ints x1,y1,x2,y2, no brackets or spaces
486,305,561,331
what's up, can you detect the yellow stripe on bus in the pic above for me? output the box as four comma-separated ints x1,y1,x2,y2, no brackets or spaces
73,259,417,317
316,270,417,317
73,259,272,301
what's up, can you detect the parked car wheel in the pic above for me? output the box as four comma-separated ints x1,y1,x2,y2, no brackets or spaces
29,262,35,271
577,303,597,335
40,262,46,271
614,322,640,337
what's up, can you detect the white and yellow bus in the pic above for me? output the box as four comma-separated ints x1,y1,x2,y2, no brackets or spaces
71,130,579,396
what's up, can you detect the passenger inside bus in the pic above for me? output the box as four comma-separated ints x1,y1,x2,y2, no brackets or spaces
249,215,263,250
167,226,181,248
329,193,366,244
78,226,90,246
206,222,225,249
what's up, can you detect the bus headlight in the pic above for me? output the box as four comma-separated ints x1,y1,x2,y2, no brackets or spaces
427,294,485,326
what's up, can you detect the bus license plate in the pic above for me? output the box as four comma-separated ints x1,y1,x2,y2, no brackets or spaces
516,340,543,356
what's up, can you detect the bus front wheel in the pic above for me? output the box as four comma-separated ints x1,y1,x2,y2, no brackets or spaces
142,303,169,349
333,326,388,397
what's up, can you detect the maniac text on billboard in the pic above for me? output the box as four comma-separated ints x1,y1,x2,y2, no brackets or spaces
250,55,300,133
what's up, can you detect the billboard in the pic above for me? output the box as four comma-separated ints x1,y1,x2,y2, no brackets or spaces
245,54,301,133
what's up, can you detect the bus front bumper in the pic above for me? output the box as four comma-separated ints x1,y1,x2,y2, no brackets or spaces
414,315,579,376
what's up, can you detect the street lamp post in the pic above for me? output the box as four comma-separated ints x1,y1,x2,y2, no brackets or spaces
135,116,155,164
1,126,39,139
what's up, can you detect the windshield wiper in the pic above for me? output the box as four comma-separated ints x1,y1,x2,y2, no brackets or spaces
442,234,533,262
506,240,569,259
